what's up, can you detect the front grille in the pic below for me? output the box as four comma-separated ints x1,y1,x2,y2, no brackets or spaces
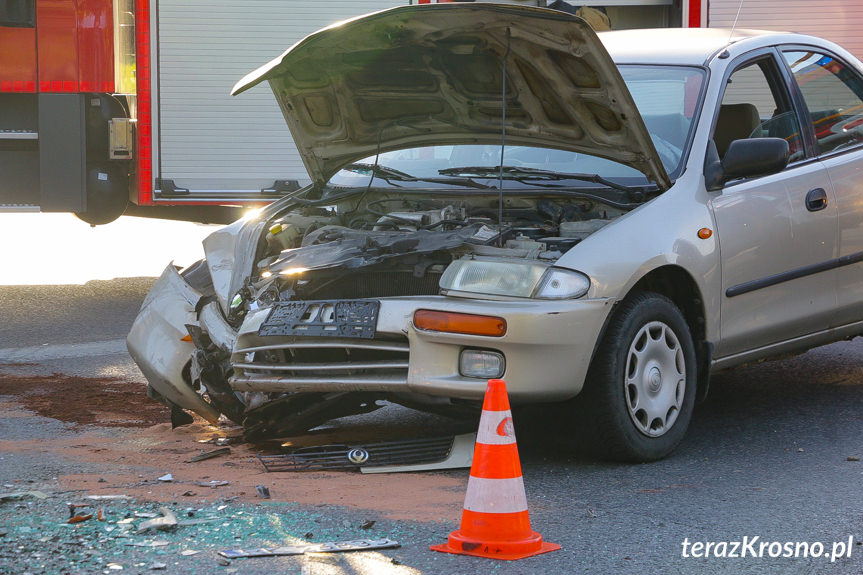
304,270,442,299
257,436,456,471
230,337,410,391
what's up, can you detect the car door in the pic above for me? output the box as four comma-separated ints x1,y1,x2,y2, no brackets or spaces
781,47,863,328
708,50,838,358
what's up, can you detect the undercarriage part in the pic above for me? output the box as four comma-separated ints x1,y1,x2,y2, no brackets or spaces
388,393,481,420
186,324,246,423
171,406,195,428
241,392,383,441
257,436,459,471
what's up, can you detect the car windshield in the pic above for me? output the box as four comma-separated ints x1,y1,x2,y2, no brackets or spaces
326,65,704,191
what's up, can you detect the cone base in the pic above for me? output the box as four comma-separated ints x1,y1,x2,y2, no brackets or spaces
430,530,561,561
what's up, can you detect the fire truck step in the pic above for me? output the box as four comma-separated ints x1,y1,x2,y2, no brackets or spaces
0,130,38,140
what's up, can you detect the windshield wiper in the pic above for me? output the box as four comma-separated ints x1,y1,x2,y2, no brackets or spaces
439,165,637,194
346,162,493,190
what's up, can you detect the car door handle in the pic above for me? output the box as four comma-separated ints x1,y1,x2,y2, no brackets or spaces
806,188,828,212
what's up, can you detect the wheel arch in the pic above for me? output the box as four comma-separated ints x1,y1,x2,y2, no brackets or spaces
629,265,712,402
591,264,712,402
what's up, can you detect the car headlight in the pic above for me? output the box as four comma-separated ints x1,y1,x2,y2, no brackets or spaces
440,258,590,299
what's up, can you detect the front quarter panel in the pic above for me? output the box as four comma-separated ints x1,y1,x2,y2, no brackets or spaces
555,170,720,342
203,216,268,315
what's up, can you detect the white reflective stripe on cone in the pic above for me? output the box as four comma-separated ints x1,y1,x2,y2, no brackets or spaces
463,476,528,514
476,410,517,445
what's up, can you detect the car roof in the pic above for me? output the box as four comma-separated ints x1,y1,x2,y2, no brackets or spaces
600,28,817,66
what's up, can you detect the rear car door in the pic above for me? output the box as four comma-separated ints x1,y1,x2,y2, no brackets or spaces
709,50,838,358
781,48,863,328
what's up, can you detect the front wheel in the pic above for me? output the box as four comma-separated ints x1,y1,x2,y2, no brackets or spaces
573,292,697,462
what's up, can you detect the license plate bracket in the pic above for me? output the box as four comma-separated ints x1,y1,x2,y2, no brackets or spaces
258,300,380,339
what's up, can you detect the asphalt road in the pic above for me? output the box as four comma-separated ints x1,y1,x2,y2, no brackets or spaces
1,279,862,575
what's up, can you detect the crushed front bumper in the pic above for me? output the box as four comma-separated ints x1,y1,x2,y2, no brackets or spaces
230,295,614,403
126,264,221,423
130,263,615,422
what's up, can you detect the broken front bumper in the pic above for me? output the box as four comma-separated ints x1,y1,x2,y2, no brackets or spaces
230,295,614,403
126,265,221,423
129,262,615,421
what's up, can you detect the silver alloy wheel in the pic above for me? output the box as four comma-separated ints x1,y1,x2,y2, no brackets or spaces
624,321,686,437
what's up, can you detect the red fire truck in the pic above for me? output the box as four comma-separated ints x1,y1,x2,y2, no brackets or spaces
3,0,855,225
0,0,410,224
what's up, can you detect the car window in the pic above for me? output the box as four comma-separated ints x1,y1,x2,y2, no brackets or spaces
783,50,863,154
620,66,703,166
713,58,804,162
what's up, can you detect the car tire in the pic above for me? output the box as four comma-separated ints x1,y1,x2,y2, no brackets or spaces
572,291,697,462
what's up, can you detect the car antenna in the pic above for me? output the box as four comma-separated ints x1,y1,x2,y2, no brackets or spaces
362,128,384,199
497,27,511,247
720,0,746,58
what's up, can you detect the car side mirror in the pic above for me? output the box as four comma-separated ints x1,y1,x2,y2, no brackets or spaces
704,138,790,191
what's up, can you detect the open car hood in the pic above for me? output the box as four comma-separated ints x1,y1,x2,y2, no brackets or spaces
232,3,670,190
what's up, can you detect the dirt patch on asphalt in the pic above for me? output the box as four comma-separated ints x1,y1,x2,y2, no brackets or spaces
0,372,169,427
0,372,466,522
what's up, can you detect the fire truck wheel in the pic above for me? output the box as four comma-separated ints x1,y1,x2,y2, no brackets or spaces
75,165,129,226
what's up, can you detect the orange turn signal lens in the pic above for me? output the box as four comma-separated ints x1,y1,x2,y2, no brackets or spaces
697,227,713,239
181,334,193,342
413,310,507,337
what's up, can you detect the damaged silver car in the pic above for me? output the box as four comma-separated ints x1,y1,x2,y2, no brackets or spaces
129,4,863,460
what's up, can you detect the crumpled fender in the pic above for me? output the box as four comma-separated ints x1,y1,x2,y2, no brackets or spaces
126,264,221,423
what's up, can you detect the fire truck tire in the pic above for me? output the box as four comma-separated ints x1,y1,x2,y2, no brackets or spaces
75,164,129,225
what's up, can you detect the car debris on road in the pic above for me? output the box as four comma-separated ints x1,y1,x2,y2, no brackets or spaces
218,538,400,559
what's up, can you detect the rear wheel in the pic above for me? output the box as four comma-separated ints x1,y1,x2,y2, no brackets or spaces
573,292,696,461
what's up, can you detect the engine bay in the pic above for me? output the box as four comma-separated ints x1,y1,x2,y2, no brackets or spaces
238,195,626,318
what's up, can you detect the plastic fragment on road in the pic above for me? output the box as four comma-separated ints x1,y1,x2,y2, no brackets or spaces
137,507,178,533
0,491,49,502
149,563,167,571
194,480,230,488
197,437,231,446
126,540,170,547
87,495,131,500
218,538,400,558
187,447,231,462
177,518,222,526
68,513,93,524
157,473,173,482
255,485,271,499
180,550,200,556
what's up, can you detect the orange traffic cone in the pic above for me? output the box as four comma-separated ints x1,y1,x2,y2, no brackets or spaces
430,379,560,560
